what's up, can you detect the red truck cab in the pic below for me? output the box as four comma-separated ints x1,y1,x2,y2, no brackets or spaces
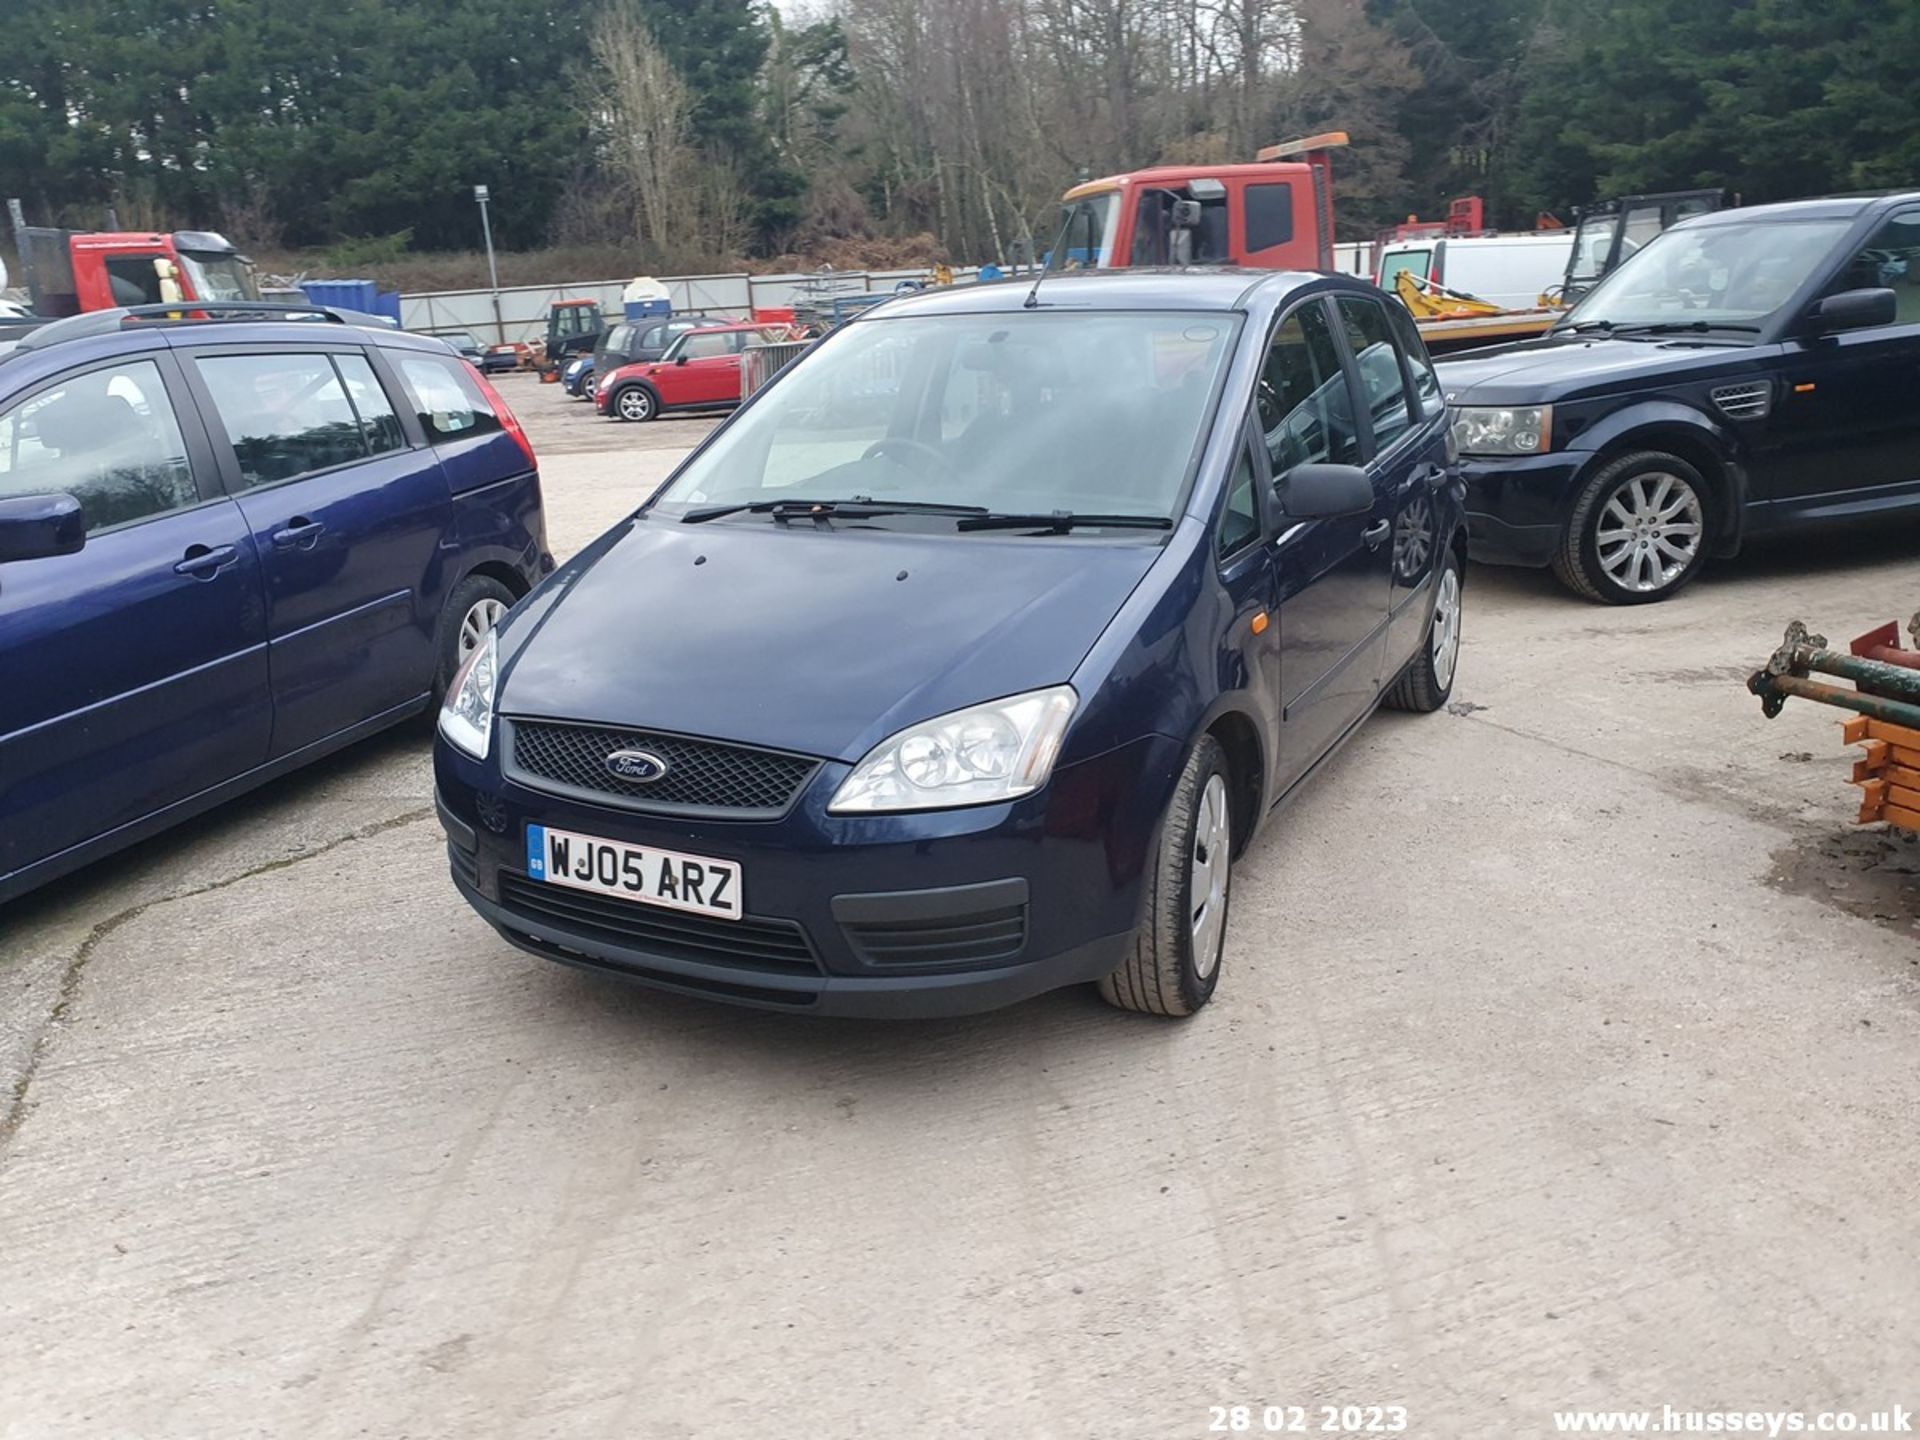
16,227,260,316
1055,133,1347,273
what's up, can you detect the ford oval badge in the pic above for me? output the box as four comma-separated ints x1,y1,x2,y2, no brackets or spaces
605,748,669,783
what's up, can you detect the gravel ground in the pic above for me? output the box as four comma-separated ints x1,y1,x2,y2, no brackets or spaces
2,372,1916,1439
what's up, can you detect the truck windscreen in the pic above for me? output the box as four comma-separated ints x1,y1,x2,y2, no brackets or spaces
178,251,260,302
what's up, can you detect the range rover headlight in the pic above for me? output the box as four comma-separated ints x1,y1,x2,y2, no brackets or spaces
438,630,498,760
1450,405,1553,456
829,686,1078,814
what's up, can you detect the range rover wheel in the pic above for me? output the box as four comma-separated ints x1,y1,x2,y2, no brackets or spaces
613,385,657,422
1384,552,1461,712
432,574,515,701
1553,450,1710,604
1099,734,1231,1017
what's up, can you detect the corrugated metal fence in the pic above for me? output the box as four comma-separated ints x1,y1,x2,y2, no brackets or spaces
403,267,982,344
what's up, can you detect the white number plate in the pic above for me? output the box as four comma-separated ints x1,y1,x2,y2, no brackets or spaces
526,824,742,921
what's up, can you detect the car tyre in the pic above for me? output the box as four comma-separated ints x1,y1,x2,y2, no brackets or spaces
1551,450,1711,605
432,574,516,702
1384,551,1461,712
612,384,657,423
581,372,598,402
1099,734,1232,1018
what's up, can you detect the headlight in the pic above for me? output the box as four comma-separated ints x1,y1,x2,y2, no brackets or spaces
1449,404,1553,456
829,686,1078,814
438,630,498,759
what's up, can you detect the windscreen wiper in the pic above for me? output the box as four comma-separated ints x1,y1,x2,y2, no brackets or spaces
678,497,989,524
1556,318,1760,338
956,511,1174,534
1606,319,1762,336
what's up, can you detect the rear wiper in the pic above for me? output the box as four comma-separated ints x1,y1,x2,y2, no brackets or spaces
956,511,1174,534
678,496,989,524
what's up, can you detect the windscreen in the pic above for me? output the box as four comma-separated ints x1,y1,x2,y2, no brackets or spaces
651,310,1240,525
1564,219,1852,328
1048,193,1120,270
177,250,259,302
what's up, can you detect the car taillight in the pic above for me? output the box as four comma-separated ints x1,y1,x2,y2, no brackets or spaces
465,362,538,471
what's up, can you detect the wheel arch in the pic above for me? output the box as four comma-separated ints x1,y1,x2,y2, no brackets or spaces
462,558,534,600
1567,404,1747,554
1201,705,1266,860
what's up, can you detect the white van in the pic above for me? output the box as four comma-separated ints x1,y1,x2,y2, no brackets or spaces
1376,232,1575,310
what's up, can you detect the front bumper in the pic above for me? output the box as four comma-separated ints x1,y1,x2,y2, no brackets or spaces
435,730,1182,1017
1459,449,1586,568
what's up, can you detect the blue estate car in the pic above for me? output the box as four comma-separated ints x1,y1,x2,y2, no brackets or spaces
435,271,1465,1017
0,304,552,904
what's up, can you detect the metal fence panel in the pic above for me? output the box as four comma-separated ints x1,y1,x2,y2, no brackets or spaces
399,265,987,344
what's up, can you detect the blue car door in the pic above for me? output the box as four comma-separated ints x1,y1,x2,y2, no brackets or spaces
0,350,272,886
1362,295,1456,667
1258,296,1394,789
183,344,452,756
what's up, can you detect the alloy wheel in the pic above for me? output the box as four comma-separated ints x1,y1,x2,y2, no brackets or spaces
1431,564,1461,691
617,388,653,421
458,597,506,659
1594,472,1703,594
1189,772,1231,978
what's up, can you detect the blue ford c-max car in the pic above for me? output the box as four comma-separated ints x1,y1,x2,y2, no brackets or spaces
435,271,1464,1017
0,304,551,904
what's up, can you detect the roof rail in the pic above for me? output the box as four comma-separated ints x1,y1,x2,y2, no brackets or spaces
13,300,369,354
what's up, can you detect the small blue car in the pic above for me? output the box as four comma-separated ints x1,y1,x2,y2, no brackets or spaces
0,304,552,903
435,271,1463,1017
561,356,596,399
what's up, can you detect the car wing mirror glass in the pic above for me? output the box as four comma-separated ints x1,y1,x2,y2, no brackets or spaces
1805,287,1896,334
0,491,85,563
1278,463,1374,520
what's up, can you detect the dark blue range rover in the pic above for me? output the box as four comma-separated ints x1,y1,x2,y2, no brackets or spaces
0,304,551,903
435,271,1465,1017
1441,191,1920,603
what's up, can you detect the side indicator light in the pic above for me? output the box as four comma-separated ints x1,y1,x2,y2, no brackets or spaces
1251,611,1270,636
1793,382,1817,394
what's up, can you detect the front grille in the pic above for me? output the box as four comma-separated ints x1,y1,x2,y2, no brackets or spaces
497,872,821,977
1711,381,1771,421
841,902,1029,970
504,720,819,820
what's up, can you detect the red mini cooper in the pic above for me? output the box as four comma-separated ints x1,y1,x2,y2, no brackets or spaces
596,323,772,423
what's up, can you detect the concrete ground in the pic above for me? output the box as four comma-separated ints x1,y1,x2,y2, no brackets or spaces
3,374,1916,1440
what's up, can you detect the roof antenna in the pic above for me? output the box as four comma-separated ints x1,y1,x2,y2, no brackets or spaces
1023,210,1078,309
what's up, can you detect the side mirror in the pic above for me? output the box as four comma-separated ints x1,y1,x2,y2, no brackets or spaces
1278,464,1374,520
1804,287,1895,335
675,354,690,366
0,492,85,563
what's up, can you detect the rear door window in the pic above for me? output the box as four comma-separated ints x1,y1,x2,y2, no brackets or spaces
0,358,199,532
1334,296,1414,452
196,353,378,488
1256,300,1359,476
1382,299,1445,420
393,353,504,441
334,354,409,455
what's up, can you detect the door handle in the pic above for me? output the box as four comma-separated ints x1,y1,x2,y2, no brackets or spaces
1362,519,1393,549
174,543,240,579
271,517,325,550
